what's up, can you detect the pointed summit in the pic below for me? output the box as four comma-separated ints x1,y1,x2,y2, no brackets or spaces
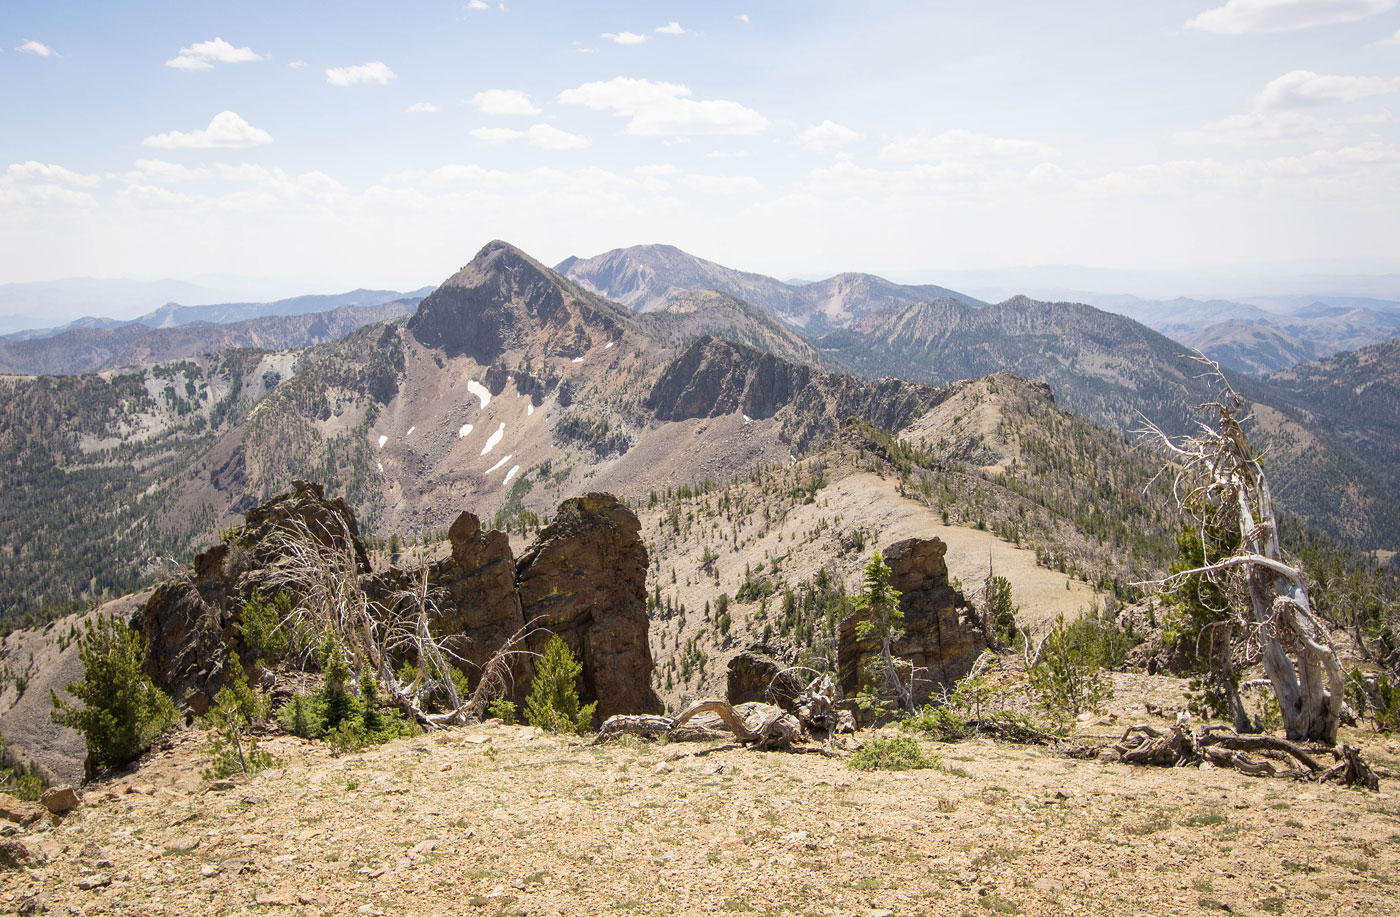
408,240,629,362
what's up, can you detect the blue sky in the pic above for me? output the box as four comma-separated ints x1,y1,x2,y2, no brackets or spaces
3,1,1400,297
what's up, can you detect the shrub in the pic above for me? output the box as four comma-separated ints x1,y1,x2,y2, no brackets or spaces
487,697,519,724
850,735,942,771
201,653,277,779
274,633,410,754
51,616,177,779
525,635,596,734
904,706,970,742
1029,613,1114,724
240,591,307,664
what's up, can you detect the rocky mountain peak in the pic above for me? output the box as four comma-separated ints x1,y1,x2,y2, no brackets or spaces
407,240,625,362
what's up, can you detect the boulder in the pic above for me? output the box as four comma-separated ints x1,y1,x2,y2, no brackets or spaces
838,537,984,708
0,838,45,870
0,793,47,827
39,786,80,815
516,494,664,720
726,645,805,710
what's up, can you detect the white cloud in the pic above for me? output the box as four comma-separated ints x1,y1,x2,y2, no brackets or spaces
528,124,590,150
165,37,265,71
406,102,440,113
17,40,55,56
466,0,489,8
0,161,100,210
1186,0,1397,34
325,61,396,86
127,159,214,182
1176,109,1352,143
738,14,750,24
878,129,1056,162
1257,69,1400,108
557,77,770,136
5,161,100,187
602,31,649,45
656,22,687,35
471,89,540,115
705,150,751,159
683,174,763,194
142,111,273,149
288,60,308,69
470,126,525,142
793,120,862,153
1377,27,1400,43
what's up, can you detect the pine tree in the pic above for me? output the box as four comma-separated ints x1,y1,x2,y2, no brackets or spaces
525,635,596,734
51,616,177,778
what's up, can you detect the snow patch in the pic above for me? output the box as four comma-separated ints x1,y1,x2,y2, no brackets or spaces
743,415,753,424
571,356,583,363
458,423,473,438
466,379,491,408
486,453,512,474
604,341,615,349
481,422,506,456
377,462,384,473
527,404,534,416
377,435,387,449
406,426,415,437
502,465,520,487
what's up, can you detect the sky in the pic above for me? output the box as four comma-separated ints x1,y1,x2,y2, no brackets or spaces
3,0,1400,304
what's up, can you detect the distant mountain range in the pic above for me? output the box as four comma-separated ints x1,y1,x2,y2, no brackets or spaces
557,243,983,334
2,287,433,342
0,300,422,376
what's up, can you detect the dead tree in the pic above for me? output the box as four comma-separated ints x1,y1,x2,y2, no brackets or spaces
261,513,533,727
1138,356,1346,743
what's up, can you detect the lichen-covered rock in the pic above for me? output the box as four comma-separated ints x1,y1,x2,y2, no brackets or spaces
726,645,805,710
838,537,984,708
516,494,663,720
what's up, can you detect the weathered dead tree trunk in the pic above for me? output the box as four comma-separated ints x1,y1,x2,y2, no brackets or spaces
1139,356,1346,744
1103,722,1377,788
592,676,850,750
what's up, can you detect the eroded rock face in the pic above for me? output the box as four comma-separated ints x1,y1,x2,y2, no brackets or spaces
137,480,366,712
516,494,664,720
838,537,984,708
136,482,663,723
726,645,805,710
424,511,526,687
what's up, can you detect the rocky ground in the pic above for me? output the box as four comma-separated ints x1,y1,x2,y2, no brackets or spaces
5,696,1400,917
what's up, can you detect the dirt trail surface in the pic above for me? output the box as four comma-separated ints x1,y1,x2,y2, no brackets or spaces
6,720,1400,917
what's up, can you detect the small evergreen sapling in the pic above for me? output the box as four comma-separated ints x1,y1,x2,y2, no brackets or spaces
51,616,177,779
525,634,596,734
201,652,276,779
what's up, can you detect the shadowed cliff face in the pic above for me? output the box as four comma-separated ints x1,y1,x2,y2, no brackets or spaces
407,240,626,362
645,335,948,449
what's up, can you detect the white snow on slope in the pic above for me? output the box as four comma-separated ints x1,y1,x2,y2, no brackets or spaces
503,465,520,486
458,423,473,438
378,435,387,448
485,453,512,474
406,426,415,437
481,422,505,456
467,379,491,408
527,404,534,416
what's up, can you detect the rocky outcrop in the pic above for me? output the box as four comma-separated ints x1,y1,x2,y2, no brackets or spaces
136,481,662,723
137,480,367,712
424,511,526,685
726,645,805,710
838,537,984,708
646,336,945,449
516,494,663,720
